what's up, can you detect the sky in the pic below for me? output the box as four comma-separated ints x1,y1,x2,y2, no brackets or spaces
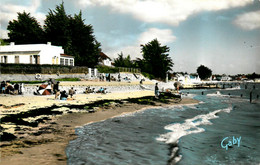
1,0,260,75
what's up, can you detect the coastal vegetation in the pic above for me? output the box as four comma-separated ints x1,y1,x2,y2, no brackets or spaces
197,65,212,80
0,63,88,74
113,39,174,80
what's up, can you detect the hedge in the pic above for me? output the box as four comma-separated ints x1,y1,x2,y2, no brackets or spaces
0,64,88,74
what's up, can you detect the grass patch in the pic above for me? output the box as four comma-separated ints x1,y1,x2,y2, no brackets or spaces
55,78,81,81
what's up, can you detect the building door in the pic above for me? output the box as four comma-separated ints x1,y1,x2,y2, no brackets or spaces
33,55,40,64
4,56,7,63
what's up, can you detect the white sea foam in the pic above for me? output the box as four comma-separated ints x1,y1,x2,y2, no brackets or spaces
207,91,231,98
157,107,232,144
224,86,241,90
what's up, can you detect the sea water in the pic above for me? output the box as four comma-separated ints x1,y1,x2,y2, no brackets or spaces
66,83,260,165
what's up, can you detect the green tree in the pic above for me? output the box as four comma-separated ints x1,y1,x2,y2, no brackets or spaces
68,12,101,67
44,3,101,67
0,39,8,45
140,39,173,79
114,52,133,67
7,12,44,44
44,2,70,49
197,65,212,80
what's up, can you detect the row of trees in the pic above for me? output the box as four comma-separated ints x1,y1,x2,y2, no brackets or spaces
7,3,100,67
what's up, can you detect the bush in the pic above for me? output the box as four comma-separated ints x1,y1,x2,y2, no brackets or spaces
142,72,154,79
97,65,119,73
0,64,88,74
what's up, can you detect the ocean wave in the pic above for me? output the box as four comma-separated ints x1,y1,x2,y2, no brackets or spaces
156,106,232,164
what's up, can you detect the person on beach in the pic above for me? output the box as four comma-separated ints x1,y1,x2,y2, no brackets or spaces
69,87,75,98
14,83,19,95
60,90,68,100
97,87,105,93
1,81,6,94
55,90,60,100
155,83,159,98
118,74,121,82
18,83,23,94
53,81,60,94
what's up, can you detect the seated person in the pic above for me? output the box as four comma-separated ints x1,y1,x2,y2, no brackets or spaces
60,90,68,100
97,87,104,93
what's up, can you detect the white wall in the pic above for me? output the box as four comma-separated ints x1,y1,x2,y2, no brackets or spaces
19,55,30,63
40,45,64,64
103,59,111,66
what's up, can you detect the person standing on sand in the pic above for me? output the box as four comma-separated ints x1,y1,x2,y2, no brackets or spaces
55,90,60,100
53,81,60,94
155,83,159,98
69,87,75,98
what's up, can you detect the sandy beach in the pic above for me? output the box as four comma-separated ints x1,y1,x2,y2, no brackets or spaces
0,81,199,165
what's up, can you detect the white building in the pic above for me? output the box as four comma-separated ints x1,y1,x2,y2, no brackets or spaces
175,74,201,84
221,75,232,81
99,52,112,67
0,42,74,66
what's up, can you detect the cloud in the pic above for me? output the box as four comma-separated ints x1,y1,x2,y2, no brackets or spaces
138,28,176,45
76,0,252,26
233,10,260,30
106,28,176,60
0,0,45,38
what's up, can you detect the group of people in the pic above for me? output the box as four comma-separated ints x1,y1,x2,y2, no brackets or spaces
84,86,107,94
98,73,133,82
98,73,112,82
1,81,23,95
54,87,76,100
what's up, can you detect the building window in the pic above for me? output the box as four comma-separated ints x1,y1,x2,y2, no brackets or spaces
15,56,19,64
70,59,73,66
65,59,68,66
60,58,64,65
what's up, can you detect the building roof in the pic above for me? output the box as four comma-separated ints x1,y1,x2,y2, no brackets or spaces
99,52,111,60
60,54,74,58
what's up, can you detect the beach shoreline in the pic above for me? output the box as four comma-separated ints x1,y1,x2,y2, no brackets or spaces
0,89,199,165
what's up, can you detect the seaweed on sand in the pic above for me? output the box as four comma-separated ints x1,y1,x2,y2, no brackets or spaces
0,94,181,128
0,132,17,141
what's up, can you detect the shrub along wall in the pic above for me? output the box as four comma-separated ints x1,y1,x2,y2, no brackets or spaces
0,64,88,74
